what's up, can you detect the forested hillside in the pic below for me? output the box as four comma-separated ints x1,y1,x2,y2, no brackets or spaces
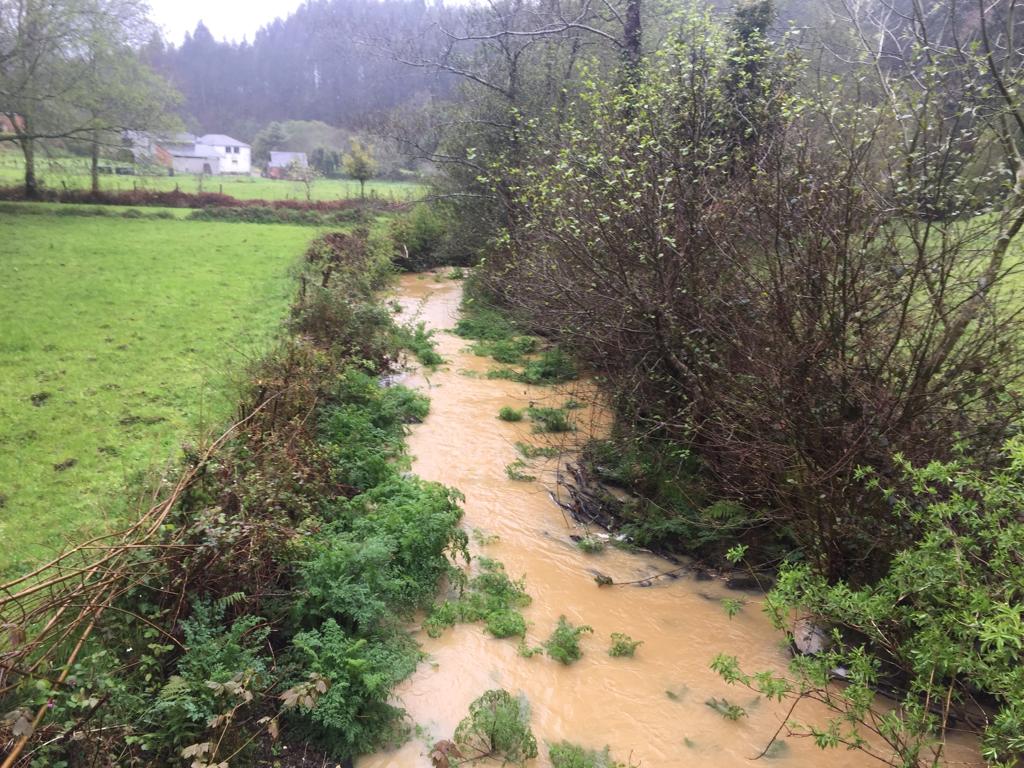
144,0,452,137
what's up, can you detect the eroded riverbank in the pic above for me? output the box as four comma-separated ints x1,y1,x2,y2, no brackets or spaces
360,273,980,768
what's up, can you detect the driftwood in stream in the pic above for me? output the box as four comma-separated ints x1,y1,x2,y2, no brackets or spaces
552,463,624,530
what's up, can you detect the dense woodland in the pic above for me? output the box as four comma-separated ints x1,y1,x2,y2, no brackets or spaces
142,1,452,139
3,0,1024,765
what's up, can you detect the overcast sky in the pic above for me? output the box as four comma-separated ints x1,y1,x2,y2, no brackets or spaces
148,0,308,45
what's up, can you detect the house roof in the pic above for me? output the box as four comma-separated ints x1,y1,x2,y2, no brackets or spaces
268,151,309,168
168,145,221,159
198,134,250,148
166,132,197,145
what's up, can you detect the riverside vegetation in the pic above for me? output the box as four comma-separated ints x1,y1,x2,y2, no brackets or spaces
413,0,1024,764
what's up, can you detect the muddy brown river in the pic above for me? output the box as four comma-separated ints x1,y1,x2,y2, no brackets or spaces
360,274,981,768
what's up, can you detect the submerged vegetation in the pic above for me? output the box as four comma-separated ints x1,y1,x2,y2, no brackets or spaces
450,689,539,766
424,557,532,640
544,617,593,666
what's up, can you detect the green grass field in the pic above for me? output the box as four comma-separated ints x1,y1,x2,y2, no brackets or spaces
0,153,424,202
0,210,316,571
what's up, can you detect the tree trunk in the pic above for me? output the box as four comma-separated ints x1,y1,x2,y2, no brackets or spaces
90,132,100,194
623,0,642,82
20,134,37,199
359,179,365,199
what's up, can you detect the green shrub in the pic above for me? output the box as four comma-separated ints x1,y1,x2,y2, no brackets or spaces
298,476,467,629
505,460,536,482
733,442,1024,765
528,407,573,433
544,616,593,665
288,619,419,758
145,602,271,753
499,406,524,422
318,370,429,489
516,442,560,459
576,536,605,554
549,741,626,768
473,335,538,364
485,609,528,639
396,321,444,366
608,633,642,657
455,305,519,341
424,557,531,638
452,690,538,765
519,347,577,384
391,204,447,270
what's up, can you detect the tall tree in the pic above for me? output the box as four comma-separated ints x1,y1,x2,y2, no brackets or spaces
343,138,377,198
0,0,180,196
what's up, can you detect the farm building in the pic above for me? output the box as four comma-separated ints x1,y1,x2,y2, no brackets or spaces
197,134,252,174
123,132,251,176
168,145,223,176
267,151,309,179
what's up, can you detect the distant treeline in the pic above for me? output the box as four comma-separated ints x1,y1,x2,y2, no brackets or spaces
144,0,455,139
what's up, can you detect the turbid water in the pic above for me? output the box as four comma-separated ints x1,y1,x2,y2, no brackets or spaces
360,273,982,768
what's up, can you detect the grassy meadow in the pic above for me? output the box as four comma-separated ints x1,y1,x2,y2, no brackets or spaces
0,152,424,202
0,210,316,572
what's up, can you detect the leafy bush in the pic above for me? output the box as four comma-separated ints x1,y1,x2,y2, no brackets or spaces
528,407,573,433
396,321,444,366
424,557,531,639
288,619,419,758
318,370,429,490
505,459,536,481
499,406,524,422
391,204,447,270
544,616,593,665
454,303,519,342
145,602,271,753
549,741,626,768
519,347,577,385
452,690,538,765
473,335,538,364
608,633,642,658
576,536,605,554
516,442,560,459
298,476,467,629
731,442,1024,765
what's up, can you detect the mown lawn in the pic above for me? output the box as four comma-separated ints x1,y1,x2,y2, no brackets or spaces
0,153,424,202
0,211,315,572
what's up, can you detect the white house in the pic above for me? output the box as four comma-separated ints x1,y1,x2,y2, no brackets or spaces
196,134,252,175
122,131,252,176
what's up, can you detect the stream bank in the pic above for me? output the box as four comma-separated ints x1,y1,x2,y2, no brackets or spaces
360,272,980,768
